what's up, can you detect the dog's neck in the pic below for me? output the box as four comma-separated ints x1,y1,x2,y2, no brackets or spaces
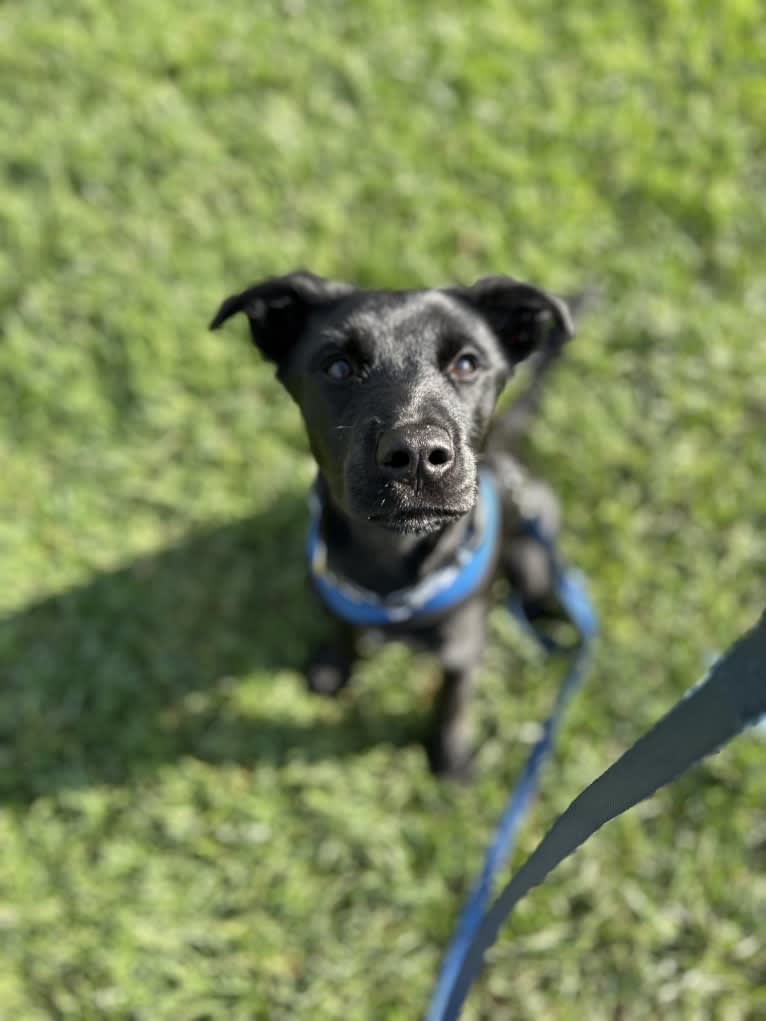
315,476,474,596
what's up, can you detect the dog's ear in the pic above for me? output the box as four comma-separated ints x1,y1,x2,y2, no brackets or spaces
446,275,574,364
209,270,355,363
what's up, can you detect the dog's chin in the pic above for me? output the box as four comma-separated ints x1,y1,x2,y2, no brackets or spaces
366,508,470,535
343,473,479,536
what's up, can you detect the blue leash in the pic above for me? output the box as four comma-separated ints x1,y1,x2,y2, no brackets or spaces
437,609,766,1019
425,519,598,1021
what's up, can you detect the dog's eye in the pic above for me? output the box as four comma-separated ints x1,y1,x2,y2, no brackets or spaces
447,352,480,381
324,356,354,381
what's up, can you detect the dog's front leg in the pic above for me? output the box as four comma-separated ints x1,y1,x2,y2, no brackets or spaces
305,622,357,697
426,599,487,779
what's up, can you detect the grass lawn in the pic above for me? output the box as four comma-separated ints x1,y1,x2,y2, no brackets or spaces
1,1,764,1018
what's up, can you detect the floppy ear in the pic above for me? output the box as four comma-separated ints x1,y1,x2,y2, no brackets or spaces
446,275,575,364
209,270,355,364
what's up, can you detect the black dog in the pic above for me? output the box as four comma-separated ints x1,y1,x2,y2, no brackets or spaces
211,271,575,778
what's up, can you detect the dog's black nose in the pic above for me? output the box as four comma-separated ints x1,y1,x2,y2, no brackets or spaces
376,425,455,483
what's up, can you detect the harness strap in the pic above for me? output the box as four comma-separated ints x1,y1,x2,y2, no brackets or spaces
306,471,500,627
437,609,766,1020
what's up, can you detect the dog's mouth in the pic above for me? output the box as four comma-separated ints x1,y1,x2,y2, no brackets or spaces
367,505,471,535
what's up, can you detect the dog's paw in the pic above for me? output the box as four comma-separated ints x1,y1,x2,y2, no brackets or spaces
305,644,352,697
425,739,475,783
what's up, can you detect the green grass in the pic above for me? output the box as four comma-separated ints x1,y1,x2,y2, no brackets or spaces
1,1,765,1018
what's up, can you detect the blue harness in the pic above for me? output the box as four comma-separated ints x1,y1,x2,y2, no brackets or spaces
306,470,501,627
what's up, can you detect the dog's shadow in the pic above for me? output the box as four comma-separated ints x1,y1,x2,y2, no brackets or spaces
1,491,423,805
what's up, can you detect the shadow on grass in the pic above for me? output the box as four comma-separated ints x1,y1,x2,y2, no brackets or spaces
1,491,424,804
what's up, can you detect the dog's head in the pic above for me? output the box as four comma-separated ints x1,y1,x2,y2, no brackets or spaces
211,271,573,534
